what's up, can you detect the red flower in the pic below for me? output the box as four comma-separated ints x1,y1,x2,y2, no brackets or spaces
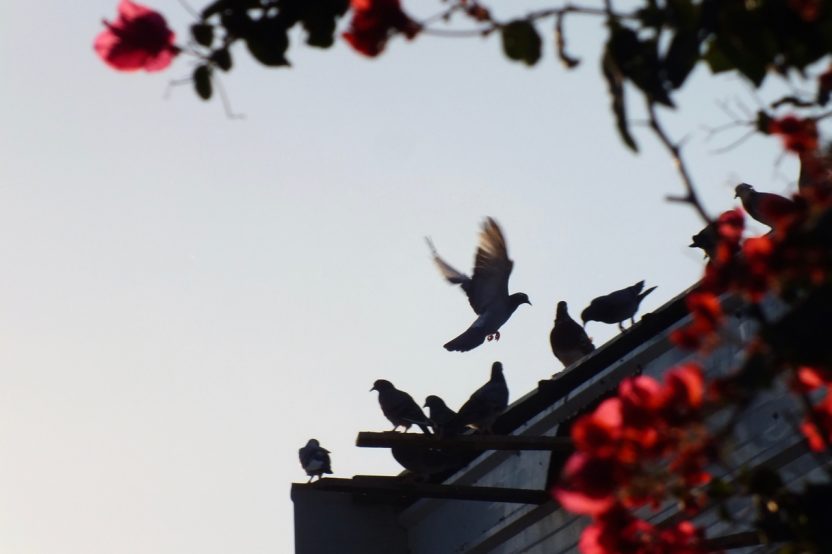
343,0,420,57
664,363,705,412
578,504,705,554
801,391,832,451
768,116,819,154
789,0,823,22
572,398,623,458
670,292,723,350
94,0,178,72
552,454,621,515
794,366,832,392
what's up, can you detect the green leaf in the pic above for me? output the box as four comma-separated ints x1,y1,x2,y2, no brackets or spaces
501,21,542,66
193,65,213,101
602,50,638,152
245,17,290,67
211,48,233,71
191,23,214,47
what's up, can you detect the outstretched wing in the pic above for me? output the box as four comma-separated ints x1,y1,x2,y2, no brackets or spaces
426,237,470,285
467,218,513,314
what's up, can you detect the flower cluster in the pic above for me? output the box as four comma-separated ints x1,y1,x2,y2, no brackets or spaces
343,0,420,57
768,116,819,154
579,504,705,554
553,364,709,553
94,0,178,72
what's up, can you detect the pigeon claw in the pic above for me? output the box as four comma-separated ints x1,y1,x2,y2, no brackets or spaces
495,331,500,341
487,334,494,342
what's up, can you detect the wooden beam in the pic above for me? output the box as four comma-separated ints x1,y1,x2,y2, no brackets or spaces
701,531,762,551
356,431,574,452
299,476,552,504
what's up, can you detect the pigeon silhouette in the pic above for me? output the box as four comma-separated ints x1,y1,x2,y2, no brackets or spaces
370,379,432,434
298,439,332,483
581,281,656,331
451,361,509,434
427,217,531,352
423,395,458,436
734,183,799,230
689,223,719,259
550,301,595,367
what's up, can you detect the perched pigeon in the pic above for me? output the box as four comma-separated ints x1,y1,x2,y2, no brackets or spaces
427,217,531,352
370,379,432,434
452,361,509,434
734,183,798,230
298,439,332,483
391,445,465,479
423,395,458,436
581,281,657,331
550,301,595,367
689,223,719,259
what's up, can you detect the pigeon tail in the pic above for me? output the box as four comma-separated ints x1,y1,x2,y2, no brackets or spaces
444,327,487,352
638,286,657,302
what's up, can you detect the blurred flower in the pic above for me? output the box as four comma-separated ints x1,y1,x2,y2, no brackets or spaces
94,0,178,72
343,0,420,57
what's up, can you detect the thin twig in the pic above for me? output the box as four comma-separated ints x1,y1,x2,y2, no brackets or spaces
646,101,712,224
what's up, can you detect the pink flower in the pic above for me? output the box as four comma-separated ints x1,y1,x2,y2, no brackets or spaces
94,1,178,72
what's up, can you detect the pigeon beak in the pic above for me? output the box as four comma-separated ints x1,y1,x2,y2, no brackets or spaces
369,386,376,392
688,242,696,248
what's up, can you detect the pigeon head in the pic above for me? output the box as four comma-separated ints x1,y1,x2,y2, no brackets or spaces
490,361,504,379
370,379,394,392
555,301,568,320
423,395,446,409
510,292,531,307
631,280,645,293
581,305,597,326
306,438,320,447
735,183,754,199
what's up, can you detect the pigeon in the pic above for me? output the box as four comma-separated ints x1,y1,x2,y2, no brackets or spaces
427,217,531,352
734,183,799,230
391,445,465,479
550,301,595,368
689,223,719,259
370,379,432,434
423,395,458,436
298,439,332,483
581,281,657,331
451,361,509,434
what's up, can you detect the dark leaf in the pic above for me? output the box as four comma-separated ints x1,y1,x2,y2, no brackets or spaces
191,23,214,47
703,40,733,73
211,48,233,71
608,26,674,107
245,17,290,67
664,30,700,88
602,50,638,152
501,20,542,66
193,65,213,100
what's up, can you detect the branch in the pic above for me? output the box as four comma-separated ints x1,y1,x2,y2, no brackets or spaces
646,101,712,224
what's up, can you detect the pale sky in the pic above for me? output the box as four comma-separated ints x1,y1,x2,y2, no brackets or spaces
0,1,805,553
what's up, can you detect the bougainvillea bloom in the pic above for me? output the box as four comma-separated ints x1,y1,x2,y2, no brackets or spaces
94,0,178,72
670,293,723,350
343,0,420,57
552,454,621,515
768,116,819,154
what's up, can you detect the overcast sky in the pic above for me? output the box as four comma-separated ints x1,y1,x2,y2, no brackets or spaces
0,1,805,553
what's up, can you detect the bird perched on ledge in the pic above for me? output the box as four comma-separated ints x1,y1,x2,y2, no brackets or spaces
370,379,432,434
427,217,531,352
298,439,332,483
423,395,458,437
582,281,656,331
550,301,595,368
451,361,509,434
734,183,799,231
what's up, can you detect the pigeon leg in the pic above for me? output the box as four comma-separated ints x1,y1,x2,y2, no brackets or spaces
618,322,625,332
308,476,313,483
487,334,494,341
495,331,500,341
630,317,635,326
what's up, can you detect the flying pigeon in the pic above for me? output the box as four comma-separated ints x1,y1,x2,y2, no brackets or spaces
452,361,509,434
370,379,432,434
550,301,595,367
423,395,458,436
298,439,332,483
427,217,531,352
581,281,657,331
734,183,799,230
